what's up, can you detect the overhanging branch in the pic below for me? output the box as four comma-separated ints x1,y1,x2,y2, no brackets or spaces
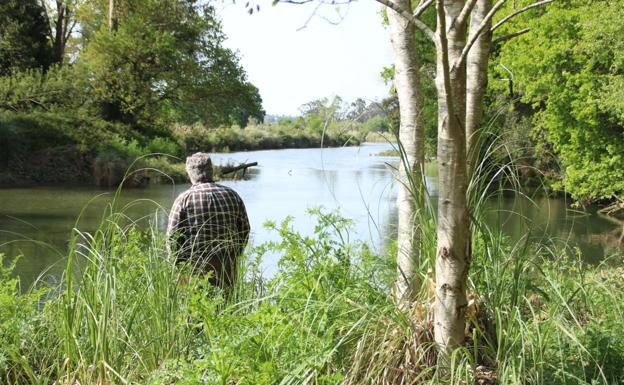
450,0,553,73
491,27,530,47
491,0,553,31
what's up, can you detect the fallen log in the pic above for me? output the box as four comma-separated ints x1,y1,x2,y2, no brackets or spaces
220,162,258,175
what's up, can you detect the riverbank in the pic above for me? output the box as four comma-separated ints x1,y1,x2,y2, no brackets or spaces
0,113,373,187
1,208,622,385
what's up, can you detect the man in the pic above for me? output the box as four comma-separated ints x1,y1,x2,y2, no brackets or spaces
167,152,250,289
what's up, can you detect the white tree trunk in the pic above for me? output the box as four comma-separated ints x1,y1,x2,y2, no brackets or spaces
108,0,114,31
465,0,492,175
376,0,548,359
433,0,471,356
387,0,426,303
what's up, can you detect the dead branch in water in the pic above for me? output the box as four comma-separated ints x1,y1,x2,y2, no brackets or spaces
598,196,624,216
220,162,258,175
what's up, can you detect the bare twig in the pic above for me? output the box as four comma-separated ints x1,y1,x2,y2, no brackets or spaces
278,0,350,4
491,0,553,31
277,0,434,39
491,27,529,46
296,0,324,31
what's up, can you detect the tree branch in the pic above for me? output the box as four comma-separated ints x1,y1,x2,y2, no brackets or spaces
65,19,78,41
491,0,553,31
376,0,436,41
436,0,454,113
450,0,505,74
276,0,436,40
278,0,350,4
491,27,529,47
414,0,433,17
453,0,478,30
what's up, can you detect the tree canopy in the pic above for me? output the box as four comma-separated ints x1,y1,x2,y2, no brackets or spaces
0,0,52,75
0,0,264,138
493,0,624,202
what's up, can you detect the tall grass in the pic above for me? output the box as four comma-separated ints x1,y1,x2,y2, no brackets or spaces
343,127,624,385
0,140,623,384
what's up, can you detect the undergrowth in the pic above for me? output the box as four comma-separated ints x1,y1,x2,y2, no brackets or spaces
0,203,622,384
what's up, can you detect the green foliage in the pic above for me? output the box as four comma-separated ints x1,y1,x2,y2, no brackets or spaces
95,137,146,162
146,137,182,156
0,0,265,184
0,65,90,113
493,0,624,202
0,110,130,159
0,255,46,380
173,118,365,153
79,0,264,131
362,115,391,133
0,201,623,384
0,0,52,76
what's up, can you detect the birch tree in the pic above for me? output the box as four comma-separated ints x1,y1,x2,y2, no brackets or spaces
465,0,491,175
386,0,426,303
376,0,552,356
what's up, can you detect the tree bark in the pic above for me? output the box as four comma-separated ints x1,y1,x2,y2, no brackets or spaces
52,1,66,65
433,0,471,357
465,0,492,175
387,0,426,303
109,0,114,32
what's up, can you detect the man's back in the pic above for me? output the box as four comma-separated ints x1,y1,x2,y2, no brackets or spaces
167,182,250,282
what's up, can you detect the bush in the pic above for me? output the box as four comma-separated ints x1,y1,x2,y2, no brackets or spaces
0,256,46,381
146,137,182,157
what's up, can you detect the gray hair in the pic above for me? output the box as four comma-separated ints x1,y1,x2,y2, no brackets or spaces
186,152,213,184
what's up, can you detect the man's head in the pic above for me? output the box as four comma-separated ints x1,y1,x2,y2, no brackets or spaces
186,152,213,184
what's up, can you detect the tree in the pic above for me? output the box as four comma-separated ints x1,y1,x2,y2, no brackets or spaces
493,0,624,203
372,0,553,355
79,0,264,132
40,0,81,65
0,0,52,75
465,0,492,175
346,98,368,122
386,0,426,303
299,96,345,120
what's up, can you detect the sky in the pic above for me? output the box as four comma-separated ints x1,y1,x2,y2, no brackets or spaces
216,0,394,116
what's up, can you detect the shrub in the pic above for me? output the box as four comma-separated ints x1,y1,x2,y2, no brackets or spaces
146,137,182,157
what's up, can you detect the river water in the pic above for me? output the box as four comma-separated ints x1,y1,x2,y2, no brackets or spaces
1,143,622,287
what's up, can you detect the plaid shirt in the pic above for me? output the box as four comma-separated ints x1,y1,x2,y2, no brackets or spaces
167,183,250,268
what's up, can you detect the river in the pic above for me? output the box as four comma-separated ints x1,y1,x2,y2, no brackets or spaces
1,143,621,288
